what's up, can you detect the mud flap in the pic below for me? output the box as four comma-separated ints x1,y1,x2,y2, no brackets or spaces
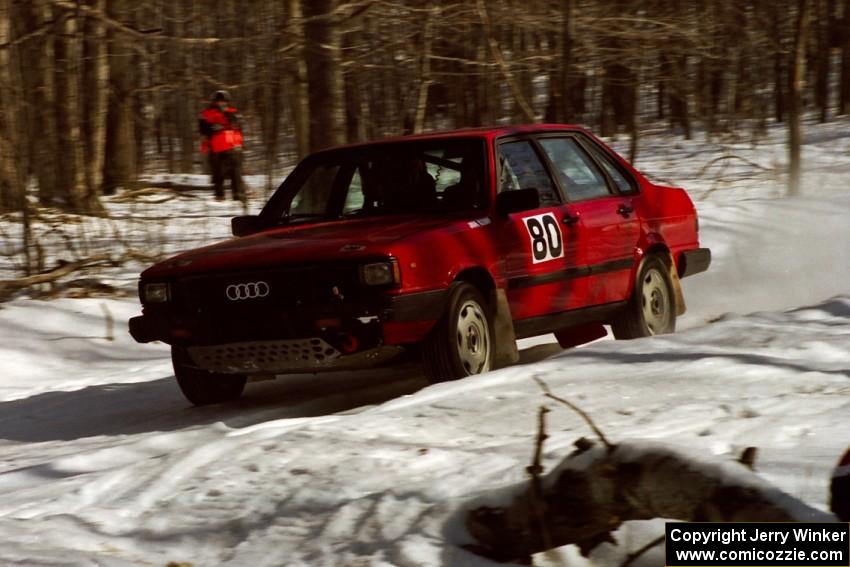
491,288,519,368
668,253,687,316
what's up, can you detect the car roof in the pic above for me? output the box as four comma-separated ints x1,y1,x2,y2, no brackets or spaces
312,123,587,154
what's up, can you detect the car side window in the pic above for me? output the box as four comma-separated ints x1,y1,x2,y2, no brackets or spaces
342,168,365,213
538,137,612,201
290,164,340,216
497,141,560,206
583,142,636,194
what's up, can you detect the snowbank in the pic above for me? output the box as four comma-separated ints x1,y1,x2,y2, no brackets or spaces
0,292,847,565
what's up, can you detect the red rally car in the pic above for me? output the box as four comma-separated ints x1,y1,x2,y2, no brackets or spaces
130,125,710,405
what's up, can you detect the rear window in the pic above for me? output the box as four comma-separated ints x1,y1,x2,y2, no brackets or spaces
497,140,561,206
538,137,612,201
581,138,637,194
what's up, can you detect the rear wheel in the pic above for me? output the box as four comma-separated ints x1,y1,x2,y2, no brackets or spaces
171,347,247,406
612,254,676,339
422,283,493,383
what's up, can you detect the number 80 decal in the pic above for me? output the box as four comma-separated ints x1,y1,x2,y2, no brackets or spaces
523,212,564,263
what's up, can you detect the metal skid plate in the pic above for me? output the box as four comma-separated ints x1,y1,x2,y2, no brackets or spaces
188,338,342,374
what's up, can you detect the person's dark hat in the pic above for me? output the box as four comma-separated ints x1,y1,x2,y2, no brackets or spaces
211,90,231,102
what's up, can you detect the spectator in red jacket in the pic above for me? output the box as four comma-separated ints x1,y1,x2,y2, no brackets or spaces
199,90,245,201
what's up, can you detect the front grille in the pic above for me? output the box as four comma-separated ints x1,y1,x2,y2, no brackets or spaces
189,338,341,373
173,265,363,343
176,266,319,310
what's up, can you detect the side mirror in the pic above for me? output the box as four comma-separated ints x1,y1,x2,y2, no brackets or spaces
231,215,265,237
495,188,540,216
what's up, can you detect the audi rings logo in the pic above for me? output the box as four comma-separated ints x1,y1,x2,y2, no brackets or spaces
226,281,270,301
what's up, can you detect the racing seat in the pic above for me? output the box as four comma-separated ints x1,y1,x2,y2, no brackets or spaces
371,158,437,213
443,181,478,210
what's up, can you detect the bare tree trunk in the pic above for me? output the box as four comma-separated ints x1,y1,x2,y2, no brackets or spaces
413,7,434,134
628,94,640,163
55,11,97,212
345,63,368,141
178,0,198,173
132,53,146,177
477,0,536,123
698,0,723,136
303,0,346,152
102,0,137,195
257,1,282,192
0,0,25,212
601,62,636,136
814,0,830,122
284,0,309,157
840,0,850,114
26,0,58,205
0,0,35,271
774,8,786,122
477,21,497,125
83,0,109,199
599,0,637,137
508,0,535,122
669,55,692,139
343,16,368,142
788,0,810,196
629,38,644,163
546,0,575,123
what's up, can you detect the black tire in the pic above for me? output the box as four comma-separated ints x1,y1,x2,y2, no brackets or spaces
171,347,247,406
612,254,676,339
422,283,493,383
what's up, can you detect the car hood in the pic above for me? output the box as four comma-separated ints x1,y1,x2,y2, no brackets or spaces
142,215,473,278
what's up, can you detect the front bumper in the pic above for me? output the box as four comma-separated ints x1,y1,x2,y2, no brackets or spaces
128,287,447,344
187,338,404,374
678,248,711,278
129,314,174,343
128,287,448,373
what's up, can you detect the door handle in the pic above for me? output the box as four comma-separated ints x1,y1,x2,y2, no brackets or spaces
617,203,634,217
562,212,580,226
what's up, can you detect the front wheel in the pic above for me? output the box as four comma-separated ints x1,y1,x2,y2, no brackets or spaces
422,283,493,383
172,347,247,406
612,254,676,339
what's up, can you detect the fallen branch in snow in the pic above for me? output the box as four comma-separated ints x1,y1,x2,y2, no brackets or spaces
619,534,666,567
122,250,163,264
533,376,613,450
0,254,113,302
0,250,163,302
696,154,773,178
463,438,835,563
100,302,115,341
462,383,834,564
110,186,204,204
526,406,553,553
738,446,758,470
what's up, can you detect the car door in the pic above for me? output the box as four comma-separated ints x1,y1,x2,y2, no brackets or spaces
494,138,590,320
536,135,639,305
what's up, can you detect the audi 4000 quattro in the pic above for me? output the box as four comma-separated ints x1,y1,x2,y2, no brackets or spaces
130,125,710,405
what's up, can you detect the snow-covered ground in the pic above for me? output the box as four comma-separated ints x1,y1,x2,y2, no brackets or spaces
0,117,849,566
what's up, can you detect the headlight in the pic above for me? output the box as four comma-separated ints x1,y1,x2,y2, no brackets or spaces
143,282,170,303
359,261,400,286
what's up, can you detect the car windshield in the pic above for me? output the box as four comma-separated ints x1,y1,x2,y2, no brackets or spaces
265,138,488,223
